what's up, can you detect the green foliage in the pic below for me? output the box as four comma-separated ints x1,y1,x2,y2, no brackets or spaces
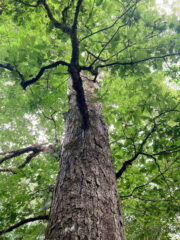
102,72,180,239
0,0,180,239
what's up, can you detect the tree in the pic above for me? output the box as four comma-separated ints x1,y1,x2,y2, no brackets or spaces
0,0,180,239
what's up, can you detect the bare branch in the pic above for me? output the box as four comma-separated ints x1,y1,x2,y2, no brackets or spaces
62,3,72,24
16,0,71,33
0,215,49,236
153,147,180,156
153,107,180,120
102,42,135,63
116,153,140,179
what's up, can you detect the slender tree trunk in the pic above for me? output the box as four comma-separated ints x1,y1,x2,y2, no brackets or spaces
45,73,126,240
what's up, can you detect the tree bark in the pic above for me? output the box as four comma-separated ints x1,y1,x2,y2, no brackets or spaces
45,73,126,240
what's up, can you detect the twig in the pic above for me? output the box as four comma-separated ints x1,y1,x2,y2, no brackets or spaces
81,0,140,41
90,0,138,66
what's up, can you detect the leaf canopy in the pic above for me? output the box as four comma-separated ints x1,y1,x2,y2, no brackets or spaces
0,0,180,239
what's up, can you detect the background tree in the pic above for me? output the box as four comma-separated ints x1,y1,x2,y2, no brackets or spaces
0,0,180,239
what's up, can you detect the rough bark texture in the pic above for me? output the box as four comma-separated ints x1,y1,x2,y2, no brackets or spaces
45,73,126,240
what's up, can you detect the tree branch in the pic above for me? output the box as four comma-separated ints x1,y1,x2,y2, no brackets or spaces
97,52,180,69
0,144,45,165
116,153,140,179
120,158,179,199
91,0,138,66
15,0,42,7
62,1,74,24
71,0,83,64
42,109,59,144
116,121,157,179
16,0,72,34
0,168,15,173
72,0,83,32
130,195,180,202
141,153,173,198
0,143,61,173
80,0,139,41
0,215,49,236
0,63,24,81
20,60,69,89
18,151,40,169
116,105,180,179
42,0,71,34
0,60,69,89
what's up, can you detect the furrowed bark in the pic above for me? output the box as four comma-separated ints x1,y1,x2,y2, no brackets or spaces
45,73,126,239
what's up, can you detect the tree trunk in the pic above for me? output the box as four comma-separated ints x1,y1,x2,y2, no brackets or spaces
45,73,126,240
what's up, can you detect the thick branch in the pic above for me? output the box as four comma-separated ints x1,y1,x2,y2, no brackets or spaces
16,0,71,33
0,143,61,173
71,0,83,64
68,66,89,130
21,60,69,89
72,0,83,32
18,151,40,169
42,0,71,34
0,215,49,236
0,60,69,89
0,144,44,165
116,153,140,179
0,63,24,81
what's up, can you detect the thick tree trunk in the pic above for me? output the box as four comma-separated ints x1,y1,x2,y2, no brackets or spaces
45,73,126,240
